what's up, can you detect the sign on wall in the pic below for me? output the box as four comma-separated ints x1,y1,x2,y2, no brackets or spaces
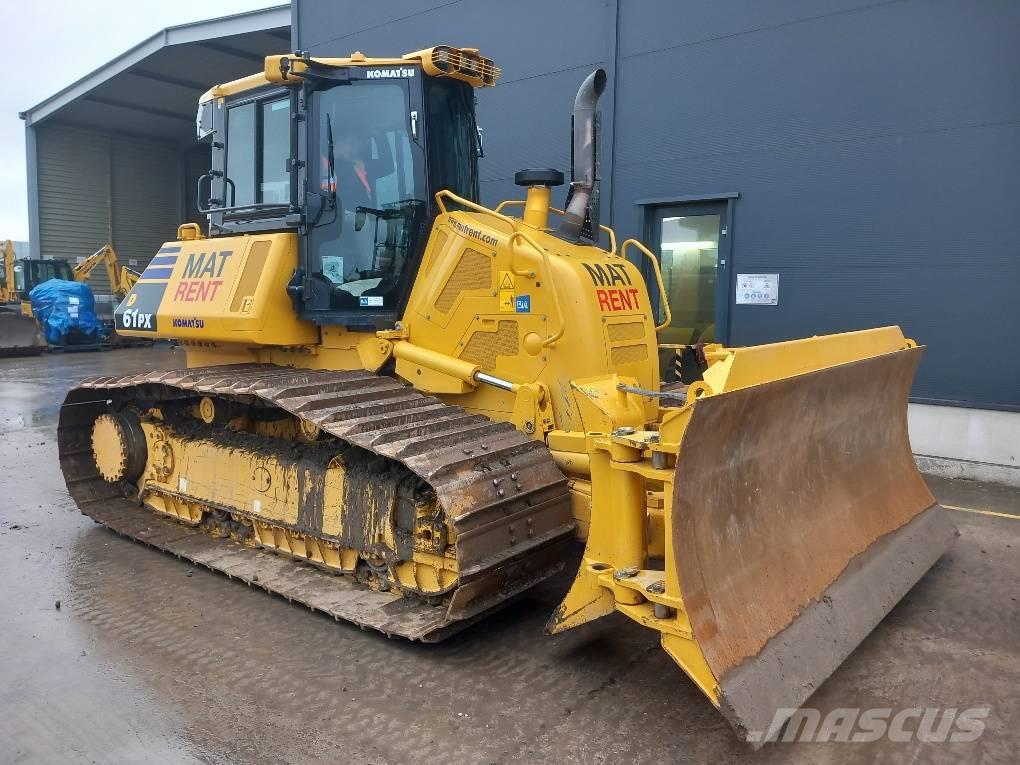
736,273,779,305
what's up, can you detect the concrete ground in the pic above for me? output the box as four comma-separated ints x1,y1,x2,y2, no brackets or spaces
0,347,1017,764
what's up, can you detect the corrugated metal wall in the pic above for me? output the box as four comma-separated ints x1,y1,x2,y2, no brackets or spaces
35,124,183,303
111,136,183,276
37,126,112,268
296,0,1020,410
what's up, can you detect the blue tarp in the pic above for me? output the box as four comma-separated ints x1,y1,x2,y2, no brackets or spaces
28,279,105,345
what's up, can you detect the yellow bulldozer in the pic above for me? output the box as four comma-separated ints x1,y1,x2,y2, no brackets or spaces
1,239,59,355
58,47,955,743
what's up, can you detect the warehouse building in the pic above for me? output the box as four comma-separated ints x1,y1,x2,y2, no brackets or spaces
20,5,291,303
22,0,1018,483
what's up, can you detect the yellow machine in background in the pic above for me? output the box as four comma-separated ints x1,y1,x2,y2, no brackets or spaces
58,47,954,742
72,243,143,346
73,243,140,300
1,239,47,355
1,240,132,353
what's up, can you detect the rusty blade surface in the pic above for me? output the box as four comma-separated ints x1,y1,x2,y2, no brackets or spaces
670,347,954,737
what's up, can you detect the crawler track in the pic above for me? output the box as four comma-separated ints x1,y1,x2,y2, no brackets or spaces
59,364,575,641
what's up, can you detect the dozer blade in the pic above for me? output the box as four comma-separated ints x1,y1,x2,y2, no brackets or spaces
0,310,45,356
669,345,956,742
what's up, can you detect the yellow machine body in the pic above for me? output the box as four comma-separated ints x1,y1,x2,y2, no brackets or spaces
116,231,318,350
0,239,46,355
85,49,955,745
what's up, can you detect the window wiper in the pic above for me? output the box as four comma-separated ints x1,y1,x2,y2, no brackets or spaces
325,113,337,209
468,92,484,159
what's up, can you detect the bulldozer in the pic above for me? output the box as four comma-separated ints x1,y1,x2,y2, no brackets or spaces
1,239,57,355
59,47,955,743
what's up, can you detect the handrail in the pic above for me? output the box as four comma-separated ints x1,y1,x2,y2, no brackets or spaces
492,199,525,214
494,200,618,256
508,230,565,347
622,238,672,332
435,189,517,230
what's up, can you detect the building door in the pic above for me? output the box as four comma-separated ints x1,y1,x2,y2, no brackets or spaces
646,200,731,347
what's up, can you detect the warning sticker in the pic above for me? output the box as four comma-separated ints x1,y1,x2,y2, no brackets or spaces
498,270,515,290
499,290,515,312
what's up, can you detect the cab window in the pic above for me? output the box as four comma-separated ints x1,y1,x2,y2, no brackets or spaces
225,96,290,207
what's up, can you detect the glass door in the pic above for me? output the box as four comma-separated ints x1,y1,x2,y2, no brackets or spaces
647,200,730,346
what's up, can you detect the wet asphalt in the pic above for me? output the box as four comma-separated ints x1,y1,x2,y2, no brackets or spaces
0,347,1017,764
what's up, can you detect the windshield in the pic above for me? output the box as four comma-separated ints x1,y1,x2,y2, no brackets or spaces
15,260,72,292
309,78,427,314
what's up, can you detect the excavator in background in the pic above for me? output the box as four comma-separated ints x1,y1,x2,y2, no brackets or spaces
73,243,140,301
72,244,143,346
58,47,955,743
1,239,54,355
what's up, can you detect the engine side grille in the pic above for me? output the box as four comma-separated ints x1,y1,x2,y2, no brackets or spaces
435,248,491,313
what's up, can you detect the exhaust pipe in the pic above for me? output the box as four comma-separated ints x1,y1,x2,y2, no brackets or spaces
559,68,607,241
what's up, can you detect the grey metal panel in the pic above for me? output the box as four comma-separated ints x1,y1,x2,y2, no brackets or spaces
635,192,739,205
297,0,460,51
36,125,112,275
616,0,886,57
111,135,184,291
25,126,41,259
610,0,1020,409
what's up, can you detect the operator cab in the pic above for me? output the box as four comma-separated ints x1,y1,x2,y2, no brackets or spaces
14,259,73,295
196,47,493,328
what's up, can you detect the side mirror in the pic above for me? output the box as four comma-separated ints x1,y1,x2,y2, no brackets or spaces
196,100,215,142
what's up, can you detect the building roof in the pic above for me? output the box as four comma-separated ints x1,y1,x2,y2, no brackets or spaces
20,5,291,144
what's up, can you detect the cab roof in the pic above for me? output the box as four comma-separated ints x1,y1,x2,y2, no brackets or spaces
200,45,500,103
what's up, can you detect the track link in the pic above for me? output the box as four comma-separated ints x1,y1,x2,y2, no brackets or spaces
59,364,575,641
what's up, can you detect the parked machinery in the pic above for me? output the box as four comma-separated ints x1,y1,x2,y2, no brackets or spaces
59,48,954,742
1,239,55,355
73,243,140,300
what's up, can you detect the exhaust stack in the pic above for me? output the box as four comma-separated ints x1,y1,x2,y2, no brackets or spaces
559,68,607,242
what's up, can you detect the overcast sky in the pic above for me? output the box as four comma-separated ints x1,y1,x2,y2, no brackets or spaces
0,0,280,241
